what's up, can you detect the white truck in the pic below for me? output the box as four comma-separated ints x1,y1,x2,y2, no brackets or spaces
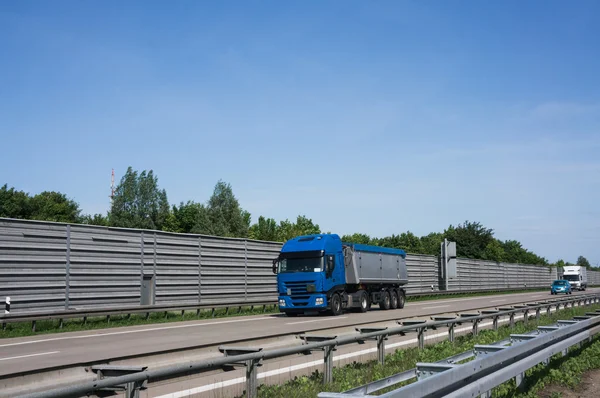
562,265,588,291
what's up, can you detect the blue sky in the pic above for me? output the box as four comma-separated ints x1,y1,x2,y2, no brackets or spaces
1,1,599,265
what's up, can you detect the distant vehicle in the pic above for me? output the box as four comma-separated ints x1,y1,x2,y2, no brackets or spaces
550,280,572,295
272,234,408,316
562,266,587,291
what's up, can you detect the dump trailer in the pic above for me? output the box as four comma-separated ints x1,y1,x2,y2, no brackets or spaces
272,233,408,316
562,266,588,291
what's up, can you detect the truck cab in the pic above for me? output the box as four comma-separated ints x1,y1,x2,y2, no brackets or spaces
272,234,344,316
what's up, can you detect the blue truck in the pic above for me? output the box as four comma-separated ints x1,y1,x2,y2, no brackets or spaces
272,233,408,316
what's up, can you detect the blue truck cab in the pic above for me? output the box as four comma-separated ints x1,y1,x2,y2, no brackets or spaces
272,233,408,316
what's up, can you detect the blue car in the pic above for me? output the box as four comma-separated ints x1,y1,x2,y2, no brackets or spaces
551,280,572,295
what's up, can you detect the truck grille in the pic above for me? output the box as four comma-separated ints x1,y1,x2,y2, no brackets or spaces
283,280,315,307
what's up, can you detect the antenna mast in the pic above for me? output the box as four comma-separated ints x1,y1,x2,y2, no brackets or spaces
110,168,115,205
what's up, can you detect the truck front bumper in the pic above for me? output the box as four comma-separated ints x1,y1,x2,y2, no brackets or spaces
278,294,328,311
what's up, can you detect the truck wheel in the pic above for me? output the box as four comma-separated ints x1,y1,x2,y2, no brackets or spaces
380,290,391,310
397,290,406,309
360,290,370,312
330,293,343,316
390,290,399,309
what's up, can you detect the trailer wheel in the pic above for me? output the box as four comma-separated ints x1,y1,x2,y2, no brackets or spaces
359,291,369,313
390,290,399,309
380,290,391,310
330,293,343,316
397,290,406,309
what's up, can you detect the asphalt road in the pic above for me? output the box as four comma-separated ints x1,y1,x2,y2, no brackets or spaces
1,289,596,377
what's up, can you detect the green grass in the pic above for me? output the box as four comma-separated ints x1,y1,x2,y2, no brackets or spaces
0,288,567,339
241,303,600,398
0,304,279,339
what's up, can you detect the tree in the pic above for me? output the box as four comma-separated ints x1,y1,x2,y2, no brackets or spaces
276,215,321,241
443,221,495,259
341,233,373,245
482,240,506,262
203,180,251,238
0,184,31,219
577,256,591,269
420,232,444,256
249,216,278,241
109,167,171,230
81,213,109,226
29,191,81,223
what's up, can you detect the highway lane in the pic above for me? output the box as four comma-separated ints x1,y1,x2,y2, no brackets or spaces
0,289,596,377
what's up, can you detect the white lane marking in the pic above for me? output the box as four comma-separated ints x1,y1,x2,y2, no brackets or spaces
286,316,348,325
491,299,507,303
156,305,571,398
0,351,60,362
0,317,275,348
531,295,545,298
421,305,450,310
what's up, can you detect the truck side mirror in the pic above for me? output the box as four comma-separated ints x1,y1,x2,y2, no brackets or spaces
272,259,278,274
326,255,334,274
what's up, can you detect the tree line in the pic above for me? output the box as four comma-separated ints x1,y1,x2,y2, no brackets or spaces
1,167,593,268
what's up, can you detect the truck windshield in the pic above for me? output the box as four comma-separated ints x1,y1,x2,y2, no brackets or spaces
278,257,323,273
563,275,579,281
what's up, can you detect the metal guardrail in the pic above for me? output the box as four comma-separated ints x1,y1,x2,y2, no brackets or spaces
14,293,600,398
0,287,557,331
319,309,600,397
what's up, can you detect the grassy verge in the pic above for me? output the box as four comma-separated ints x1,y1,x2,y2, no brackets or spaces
0,305,279,339
245,303,600,397
0,288,561,339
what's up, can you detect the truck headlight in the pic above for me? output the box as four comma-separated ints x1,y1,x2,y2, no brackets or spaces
315,297,324,305
279,299,286,307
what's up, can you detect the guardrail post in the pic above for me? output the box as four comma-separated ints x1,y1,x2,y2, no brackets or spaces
515,372,525,391
448,323,455,342
509,313,515,328
126,381,141,398
493,316,498,331
324,345,335,384
536,307,541,321
472,320,479,337
523,309,529,325
418,327,425,349
546,305,551,316
246,358,260,398
377,335,386,365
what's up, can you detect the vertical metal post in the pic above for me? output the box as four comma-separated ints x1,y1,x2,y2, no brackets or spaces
418,328,425,349
323,346,334,384
536,308,541,321
562,349,568,357
244,240,248,301
377,335,386,365
139,232,144,303
515,372,525,391
510,313,515,328
546,306,551,316
493,316,498,331
65,225,71,310
523,310,529,325
198,237,202,303
246,359,259,398
472,320,479,337
125,382,140,398
153,233,157,305
448,323,455,342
